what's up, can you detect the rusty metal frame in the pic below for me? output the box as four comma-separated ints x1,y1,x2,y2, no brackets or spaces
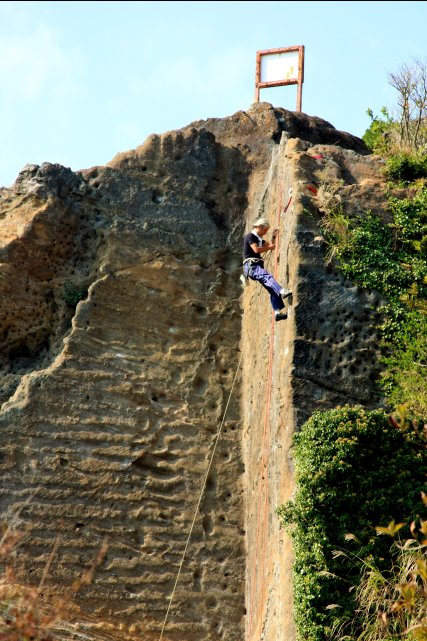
254,45,305,111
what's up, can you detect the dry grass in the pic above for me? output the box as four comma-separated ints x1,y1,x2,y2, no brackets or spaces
354,535,427,641
0,500,108,641
331,513,427,641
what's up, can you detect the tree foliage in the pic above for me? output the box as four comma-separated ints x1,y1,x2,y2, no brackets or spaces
363,58,427,156
388,58,427,153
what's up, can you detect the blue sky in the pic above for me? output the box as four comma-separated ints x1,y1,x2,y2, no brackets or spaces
1,0,426,187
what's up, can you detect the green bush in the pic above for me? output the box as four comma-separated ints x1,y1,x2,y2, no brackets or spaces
362,108,395,154
385,153,427,183
277,406,427,641
62,281,88,308
381,310,427,417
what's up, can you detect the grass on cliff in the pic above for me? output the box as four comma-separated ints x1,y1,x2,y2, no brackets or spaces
0,513,108,641
335,512,427,641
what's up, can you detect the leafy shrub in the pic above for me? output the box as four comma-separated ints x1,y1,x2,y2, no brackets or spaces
276,406,427,641
381,311,427,418
363,108,395,154
62,281,88,308
385,153,427,183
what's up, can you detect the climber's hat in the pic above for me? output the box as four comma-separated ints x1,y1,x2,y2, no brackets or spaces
253,217,270,228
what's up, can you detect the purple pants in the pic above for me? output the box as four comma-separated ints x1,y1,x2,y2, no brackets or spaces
243,262,285,311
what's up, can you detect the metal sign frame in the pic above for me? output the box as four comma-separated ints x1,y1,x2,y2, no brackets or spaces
255,45,305,111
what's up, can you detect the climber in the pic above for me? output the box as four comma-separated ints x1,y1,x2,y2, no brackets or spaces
242,217,291,322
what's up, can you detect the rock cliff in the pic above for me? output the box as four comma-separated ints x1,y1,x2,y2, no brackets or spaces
0,103,386,641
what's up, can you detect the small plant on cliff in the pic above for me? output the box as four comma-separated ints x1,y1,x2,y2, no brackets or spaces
384,152,427,184
276,406,427,641
62,281,88,308
0,521,107,640
363,107,395,155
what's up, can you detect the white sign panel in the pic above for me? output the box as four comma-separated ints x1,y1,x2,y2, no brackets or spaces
260,51,299,83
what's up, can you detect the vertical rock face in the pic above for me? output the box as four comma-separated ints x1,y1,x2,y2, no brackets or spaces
240,135,386,641
0,103,386,641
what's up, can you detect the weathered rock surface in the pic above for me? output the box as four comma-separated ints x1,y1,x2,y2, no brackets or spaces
0,103,388,641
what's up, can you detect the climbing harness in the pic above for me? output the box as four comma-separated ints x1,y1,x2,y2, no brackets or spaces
242,257,265,279
242,257,263,265
158,351,243,641
241,256,267,288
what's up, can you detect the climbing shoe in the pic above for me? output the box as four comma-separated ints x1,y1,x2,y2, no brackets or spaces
280,288,292,300
274,312,288,322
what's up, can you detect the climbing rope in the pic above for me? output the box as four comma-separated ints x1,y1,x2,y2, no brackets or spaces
158,350,243,641
247,179,293,640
